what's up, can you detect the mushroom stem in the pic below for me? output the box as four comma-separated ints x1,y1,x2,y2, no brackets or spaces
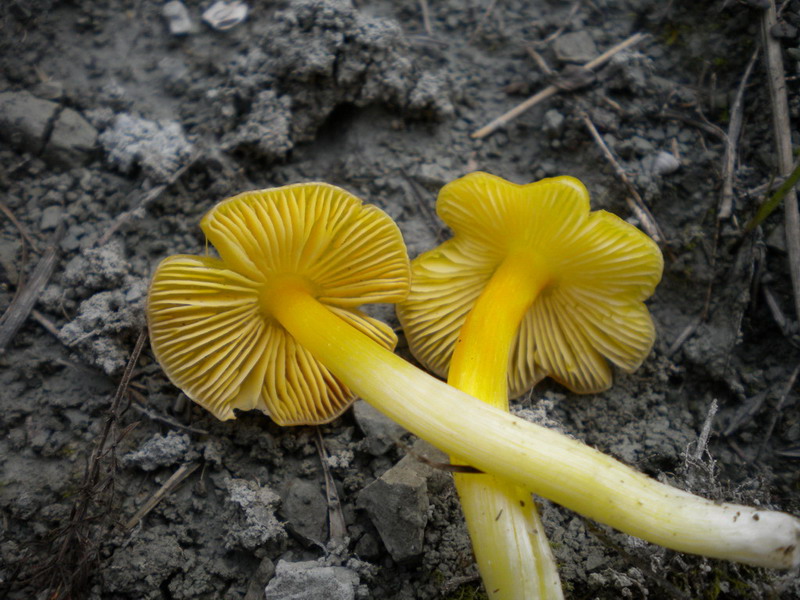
448,251,562,599
268,284,800,570
448,249,550,407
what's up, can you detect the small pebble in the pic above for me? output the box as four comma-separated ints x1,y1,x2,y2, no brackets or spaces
163,1,195,36
40,206,64,231
202,1,248,31
652,151,680,176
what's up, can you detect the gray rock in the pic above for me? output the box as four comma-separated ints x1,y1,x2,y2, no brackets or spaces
45,107,97,167
163,0,196,35
353,531,380,559
280,478,327,543
357,443,435,561
244,557,276,600
98,113,193,182
414,162,457,187
553,31,598,64
542,109,565,138
0,91,57,154
202,0,249,31
264,560,359,600
222,90,293,161
225,478,286,551
0,92,96,167
353,400,407,456
766,222,786,252
651,151,680,176
40,206,64,231
630,135,654,156
123,431,193,471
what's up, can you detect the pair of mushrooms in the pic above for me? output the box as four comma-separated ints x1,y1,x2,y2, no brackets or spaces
148,174,800,599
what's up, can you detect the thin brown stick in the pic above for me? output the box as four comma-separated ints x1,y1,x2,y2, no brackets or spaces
693,398,718,461
418,0,433,36
96,153,198,247
579,111,668,245
42,330,146,599
761,0,800,322
718,49,759,220
396,436,482,473
0,199,40,252
525,45,554,76
531,0,582,49
696,53,761,335
0,223,63,351
0,200,31,309
123,463,200,531
666,317,702,357
472,32,647,139
30,308,61,339
656,109,727,141
763,284,790,334
471,0,499,42
757,361,800,461
313,428,347,545
128,391,209,435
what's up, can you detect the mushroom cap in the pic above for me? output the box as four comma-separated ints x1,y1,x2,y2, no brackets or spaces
147,183,410,425
396,172,663,397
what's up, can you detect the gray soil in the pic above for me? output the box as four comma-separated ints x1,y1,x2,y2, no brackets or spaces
1,0,800,598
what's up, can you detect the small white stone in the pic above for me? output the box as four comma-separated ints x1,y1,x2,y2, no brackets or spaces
162,0,195,36
202,1,249,31
652,150,680,175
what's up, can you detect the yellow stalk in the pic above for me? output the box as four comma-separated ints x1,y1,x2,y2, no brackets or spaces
267,281,800,570
448,250,550,407
448,251,562,599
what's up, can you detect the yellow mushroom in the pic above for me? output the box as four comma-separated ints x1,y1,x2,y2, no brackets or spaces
397,172,663,599
147,182,800,572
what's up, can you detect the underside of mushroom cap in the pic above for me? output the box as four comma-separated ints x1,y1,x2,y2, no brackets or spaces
397,172,663,397
148,183,410,425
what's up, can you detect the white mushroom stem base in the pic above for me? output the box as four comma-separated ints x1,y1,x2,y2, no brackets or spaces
269,281,800,569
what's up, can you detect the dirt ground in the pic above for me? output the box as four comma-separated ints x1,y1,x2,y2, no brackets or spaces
1,0,800,598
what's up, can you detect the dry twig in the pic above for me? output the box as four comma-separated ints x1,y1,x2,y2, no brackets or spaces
418,0,433,36
724,391,767,437
472,32,647,139
470,0,499,42
666,316,702,357
694,398,718,461
579,111,668,245
30,308,61,339
39,330,146,599
718,49,759,220
123,462,200,531
760,0,800,322
0,223,63,352
763,284,790,334
0,199,40,253
525,45,554,76
656,109,727,143
128,390,210,435
96,153,199,247
313,428,347,545
757,361,800,460
530,0,582,49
